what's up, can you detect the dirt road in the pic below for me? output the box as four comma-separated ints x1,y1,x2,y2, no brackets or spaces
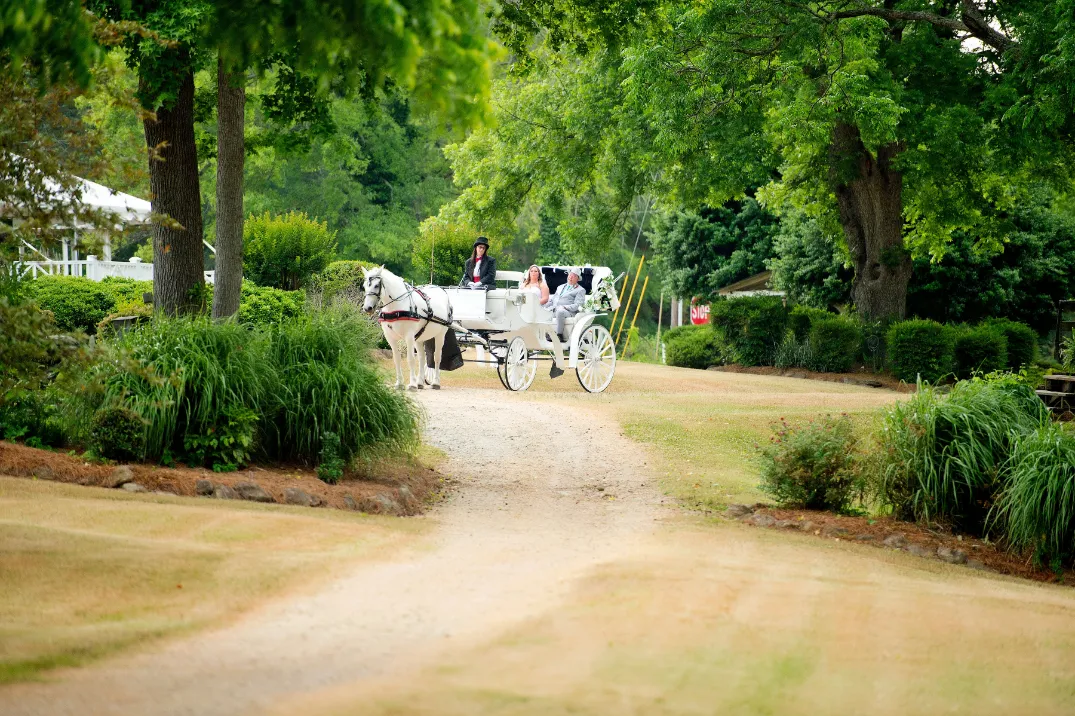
1,389,666,716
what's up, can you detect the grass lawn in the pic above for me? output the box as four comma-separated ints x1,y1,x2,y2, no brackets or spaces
0,478,426,683
432,360,900,508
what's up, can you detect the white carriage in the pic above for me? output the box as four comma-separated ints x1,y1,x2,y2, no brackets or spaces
447,265,621,393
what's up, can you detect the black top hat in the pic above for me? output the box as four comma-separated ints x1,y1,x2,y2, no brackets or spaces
473,236,490,248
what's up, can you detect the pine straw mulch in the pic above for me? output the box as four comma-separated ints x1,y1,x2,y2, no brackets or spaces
0,441,445,516
728,504,1074,586
709,364,915,393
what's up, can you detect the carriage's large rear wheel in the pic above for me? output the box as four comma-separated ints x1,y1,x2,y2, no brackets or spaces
500,337,536,391
575,325,616,393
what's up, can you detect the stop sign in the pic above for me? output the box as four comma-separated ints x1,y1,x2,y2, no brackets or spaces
690,298,709,325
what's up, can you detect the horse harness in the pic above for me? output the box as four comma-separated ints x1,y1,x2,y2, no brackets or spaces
369,276,454,341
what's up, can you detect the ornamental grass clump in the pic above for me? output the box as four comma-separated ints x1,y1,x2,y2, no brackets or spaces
995,423,1075,567
874,377,1049,534
758,414,861,512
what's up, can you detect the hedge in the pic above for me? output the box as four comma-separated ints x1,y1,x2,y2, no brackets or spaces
664,325,723,369
954,325,1008,379
237,282,305,329
23,275,116,333
887,319,955,383
809,318,863,373
789,305,832,342
983,318,1038,370
708,296,787,366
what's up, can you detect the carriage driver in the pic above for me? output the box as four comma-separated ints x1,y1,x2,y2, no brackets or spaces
546,267,587,343
460,236,497,289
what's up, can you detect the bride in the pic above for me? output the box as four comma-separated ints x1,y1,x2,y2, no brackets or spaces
519,264,550,306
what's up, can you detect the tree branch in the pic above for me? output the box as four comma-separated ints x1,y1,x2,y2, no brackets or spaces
825,1,1014,54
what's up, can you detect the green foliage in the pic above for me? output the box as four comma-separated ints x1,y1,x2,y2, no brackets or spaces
664,326,722,370
243,211,337,290
809,318,862,374
773,334,813,370
22,276,116,333
412,217,490,286
237,282,305,329
708,297,787,367
953,326,1008,379
0,298,60,401
2,0,100,87
767,213,853,310
996,423,1075,566
99,276,153,306
316,431,345,485
758,415,860,512
90,405,146,462
983,318,1039,371
873,377,1049,534
1063,330,1075,372
309,260,378,305
182,407,257,472
886,320,955,383
262,309,417,463
650,199,778,299
788,305,832,342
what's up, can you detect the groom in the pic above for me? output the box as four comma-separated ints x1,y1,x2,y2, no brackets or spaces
546,267,586,343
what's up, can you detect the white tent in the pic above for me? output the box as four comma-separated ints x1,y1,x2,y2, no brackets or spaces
66,175,152,227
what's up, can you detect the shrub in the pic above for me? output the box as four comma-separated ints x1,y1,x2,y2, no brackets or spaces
22,275,116,332
262,309,417,463
0,298,60,398
983,318,1038,370
953,325,1008,379
243,211,337,290
317,431,346,484
758,414,861,512
773,334,813,369
708,296,787,366
808,318,862,373
97,299,153,337
664,326,723,369
182,407,258,472
412,217,489,287
309,260,378,306
873,377,1049,534
90,405,146,462
99,276,152,306
996,422,1075,566
886,319,955,382
237,281,305,329
788,305,832,342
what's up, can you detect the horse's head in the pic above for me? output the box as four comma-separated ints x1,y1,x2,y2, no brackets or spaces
361,266,383,315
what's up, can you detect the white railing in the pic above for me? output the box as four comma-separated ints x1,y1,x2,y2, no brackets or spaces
14,256,215,284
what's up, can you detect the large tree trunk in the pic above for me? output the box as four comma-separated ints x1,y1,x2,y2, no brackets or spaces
143,63,205,316
212,57,246,319
829,123,911,321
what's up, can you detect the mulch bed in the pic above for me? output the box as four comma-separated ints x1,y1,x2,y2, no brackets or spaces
0,441,444,516
727,503,1074,586
709,364,915,393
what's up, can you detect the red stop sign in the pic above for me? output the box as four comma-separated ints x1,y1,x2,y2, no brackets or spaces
690,299,709,325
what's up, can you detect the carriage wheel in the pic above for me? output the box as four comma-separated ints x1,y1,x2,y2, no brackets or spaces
503,337,536,391
575,325,616,393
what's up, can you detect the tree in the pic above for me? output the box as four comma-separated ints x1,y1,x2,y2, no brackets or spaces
651,198,778,300
767,213,854,310
451,0,1075,320
412,217,488,287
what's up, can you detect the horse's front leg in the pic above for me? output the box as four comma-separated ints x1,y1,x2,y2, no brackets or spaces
384,327,404,389
405,335,421,390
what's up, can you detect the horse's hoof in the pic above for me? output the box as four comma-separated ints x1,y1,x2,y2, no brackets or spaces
431,384,441,390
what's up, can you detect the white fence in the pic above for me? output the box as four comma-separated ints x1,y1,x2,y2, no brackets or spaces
14,256,215,284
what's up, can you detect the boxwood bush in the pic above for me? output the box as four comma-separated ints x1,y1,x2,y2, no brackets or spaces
983,318,1038,370
886,319,955,383
664,325,723,369
708,296,787,366
23,275,116,333
788,305,832,342
953,325,1008,379
237,281,305,329
808,318,863,373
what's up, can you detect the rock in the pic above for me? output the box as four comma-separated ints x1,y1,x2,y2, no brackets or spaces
396,485,419,512
821,525,850,538
967,559,989,571
936,546,968,564
195,479,214,496
121,482,147,493
284,488,322,507
883,534,908,549
774,520,798,529
855,534,876,541
31,466,55,481
725,504,754,518
213,484,238,500
798,521,816,533
234,482,273,503
750,513,777,528
863,380,883,388
343,494,358,511
107,465,134,488
905,544,932,558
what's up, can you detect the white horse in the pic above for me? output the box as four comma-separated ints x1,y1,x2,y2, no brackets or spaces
361,266,452,390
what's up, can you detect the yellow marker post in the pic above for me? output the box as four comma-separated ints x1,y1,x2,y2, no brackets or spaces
622,275,650,355
615,254,644,344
